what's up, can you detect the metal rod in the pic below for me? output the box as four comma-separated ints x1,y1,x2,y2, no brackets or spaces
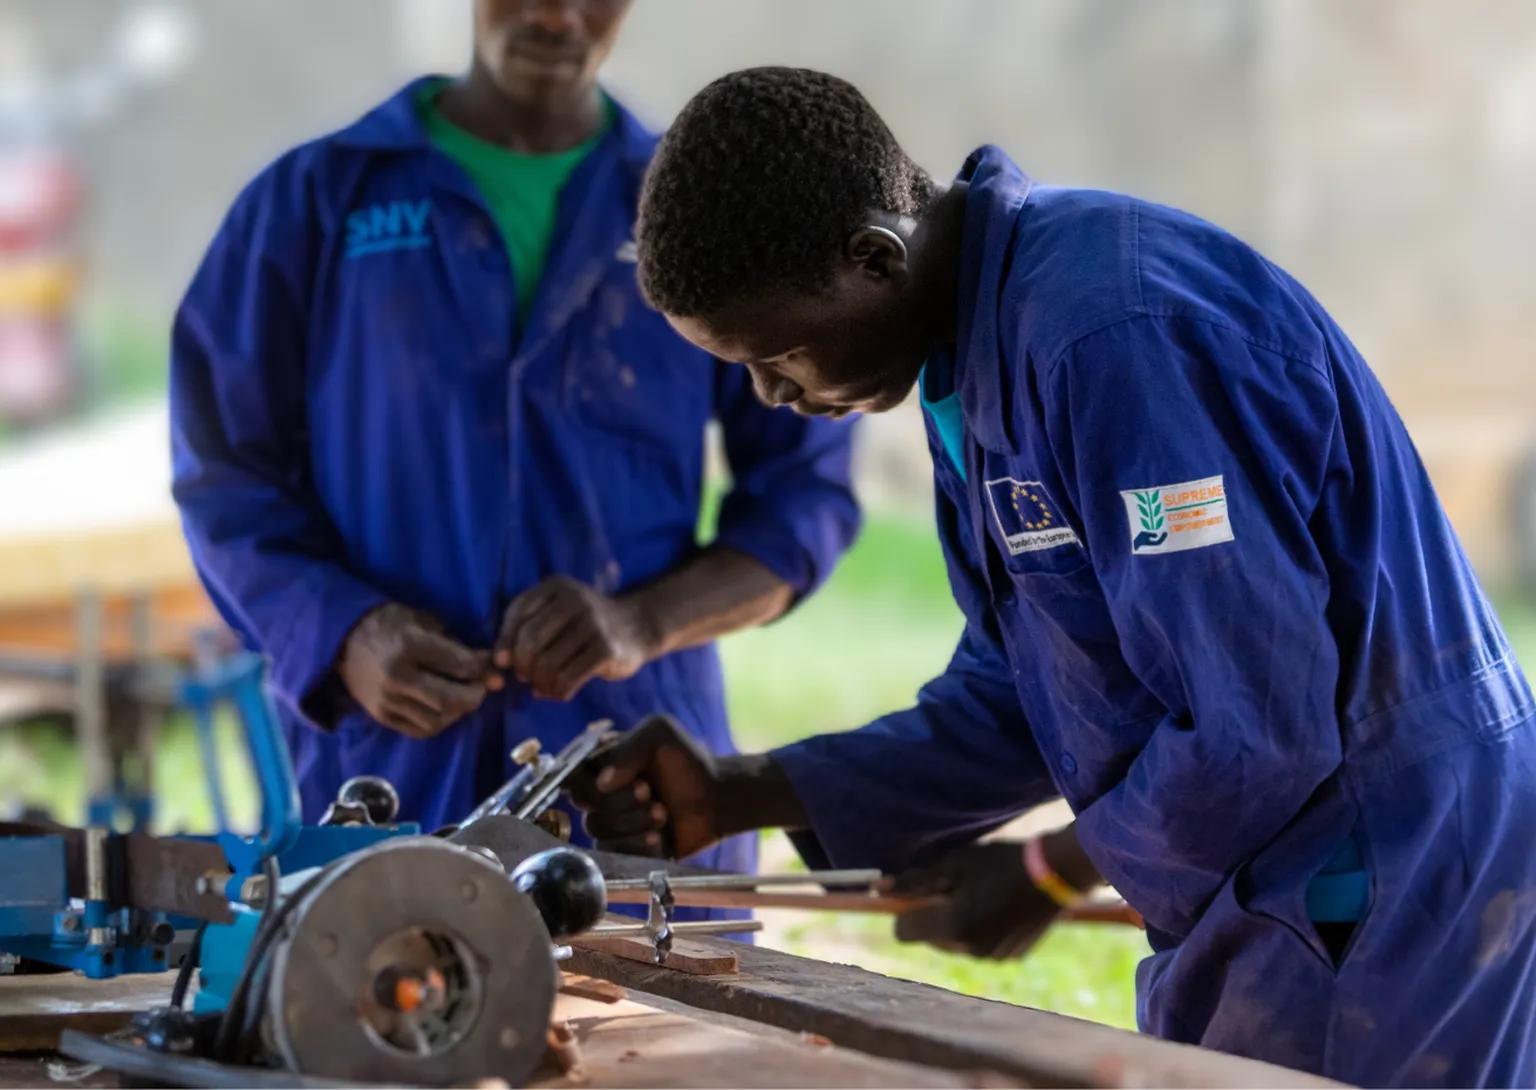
603,888,930,914
587,919,763,939
84,827,109,902
75,591,111,806
603,869,883,893
600,887,1145,927
130,595,157,829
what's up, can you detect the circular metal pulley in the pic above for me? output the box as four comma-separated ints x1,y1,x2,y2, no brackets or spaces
265,838,556,1086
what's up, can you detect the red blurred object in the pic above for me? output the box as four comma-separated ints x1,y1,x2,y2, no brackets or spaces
0,150,82,248
0,149,84,427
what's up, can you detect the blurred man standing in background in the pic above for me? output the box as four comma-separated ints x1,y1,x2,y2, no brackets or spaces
168,0,860,899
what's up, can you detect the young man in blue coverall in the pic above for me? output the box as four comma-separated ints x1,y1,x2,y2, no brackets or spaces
569,68,1536,1086
168,8,860,918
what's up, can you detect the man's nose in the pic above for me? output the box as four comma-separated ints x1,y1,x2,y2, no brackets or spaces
751,369,803,407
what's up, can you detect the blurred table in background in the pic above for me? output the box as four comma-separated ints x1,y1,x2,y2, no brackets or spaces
0,403,226,825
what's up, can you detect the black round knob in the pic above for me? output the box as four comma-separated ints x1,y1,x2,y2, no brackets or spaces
510,848,607,941
133,1007,198,1055
337,776,400,826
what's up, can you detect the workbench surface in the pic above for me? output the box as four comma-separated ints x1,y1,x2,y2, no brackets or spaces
0,943,1346,1089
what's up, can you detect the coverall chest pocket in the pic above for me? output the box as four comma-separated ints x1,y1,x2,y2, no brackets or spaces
564,276,713,453
979,475,1093,580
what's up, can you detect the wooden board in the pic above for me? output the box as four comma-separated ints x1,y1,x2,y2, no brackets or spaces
0,972,975,1088
0,971,172,1052
530,988,976,1088
571,915,742,976
0,584,221,663
571,934,740,977
566,938,1344,1089
0,945,1338,1088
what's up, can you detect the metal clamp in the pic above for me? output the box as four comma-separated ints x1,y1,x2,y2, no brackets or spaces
456,720,615,833
585,869,772,964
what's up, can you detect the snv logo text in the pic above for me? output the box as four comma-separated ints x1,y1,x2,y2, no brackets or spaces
345,199,433,259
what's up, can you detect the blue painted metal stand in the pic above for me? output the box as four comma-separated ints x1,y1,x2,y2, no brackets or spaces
0,652,417,982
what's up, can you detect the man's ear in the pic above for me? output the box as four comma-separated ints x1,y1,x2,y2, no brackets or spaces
845,225,909,281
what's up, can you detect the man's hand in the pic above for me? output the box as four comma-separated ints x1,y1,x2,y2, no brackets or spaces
892,841,1063,960
336,603,493,740
566,715,725,858
495,577,659,702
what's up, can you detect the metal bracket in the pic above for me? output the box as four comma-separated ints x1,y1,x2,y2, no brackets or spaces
455,720,615,833
585,869,767,964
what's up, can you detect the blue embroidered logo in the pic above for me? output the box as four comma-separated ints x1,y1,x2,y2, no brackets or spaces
345,199,433,259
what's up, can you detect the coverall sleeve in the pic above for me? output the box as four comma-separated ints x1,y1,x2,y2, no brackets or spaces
1046,315,1343,938
170,159,387,729
709,362,862,600
771,445,1060,874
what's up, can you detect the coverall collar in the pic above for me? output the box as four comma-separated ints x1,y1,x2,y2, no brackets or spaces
952,145,1036,456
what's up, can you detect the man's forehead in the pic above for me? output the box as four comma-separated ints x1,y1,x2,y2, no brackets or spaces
666,312,789,364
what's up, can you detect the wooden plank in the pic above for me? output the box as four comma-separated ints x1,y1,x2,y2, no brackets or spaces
0,971,172,1052
0,584,221,662
565,938,1343,1089
559,974,627,1004
572,933,740,977
529,990,978,1088
0,974,977,1088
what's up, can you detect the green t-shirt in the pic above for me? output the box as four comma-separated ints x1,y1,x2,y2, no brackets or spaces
417,83,610,313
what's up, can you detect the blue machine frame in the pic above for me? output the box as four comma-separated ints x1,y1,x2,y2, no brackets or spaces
0,653,418,980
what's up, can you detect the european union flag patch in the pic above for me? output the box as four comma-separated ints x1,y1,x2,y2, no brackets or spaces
984,478,1081,556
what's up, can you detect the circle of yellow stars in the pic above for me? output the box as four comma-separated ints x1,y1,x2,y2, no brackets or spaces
1011,483,1054,531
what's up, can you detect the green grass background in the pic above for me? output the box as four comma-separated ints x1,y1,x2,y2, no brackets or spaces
6,319,1536,1032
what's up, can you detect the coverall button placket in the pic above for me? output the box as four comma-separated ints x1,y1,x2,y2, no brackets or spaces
1057,752,1077,775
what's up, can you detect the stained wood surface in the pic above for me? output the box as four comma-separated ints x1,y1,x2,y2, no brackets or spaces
0,971,172,1052
566,938,1345,1089
0,972,978,1088
529,989,977,1088
571,931,740,977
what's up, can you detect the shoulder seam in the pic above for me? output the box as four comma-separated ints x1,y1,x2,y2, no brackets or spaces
1041,308,1331,386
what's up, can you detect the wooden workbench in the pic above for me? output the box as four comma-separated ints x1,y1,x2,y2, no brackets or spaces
0,947,1342,1089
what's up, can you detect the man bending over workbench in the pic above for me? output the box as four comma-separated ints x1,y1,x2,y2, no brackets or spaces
569,67,1536,1086
168,4,859,910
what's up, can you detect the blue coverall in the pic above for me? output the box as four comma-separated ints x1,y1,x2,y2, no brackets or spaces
170,82,860,888
774,147,1536,1086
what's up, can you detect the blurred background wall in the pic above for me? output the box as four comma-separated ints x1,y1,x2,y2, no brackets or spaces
3,0,1534,578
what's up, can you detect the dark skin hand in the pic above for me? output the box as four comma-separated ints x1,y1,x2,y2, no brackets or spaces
496,547,794,702
431,5,791,705
566,713,808,857
337,603,494,740
568,713,1107,961
891,828,1104,960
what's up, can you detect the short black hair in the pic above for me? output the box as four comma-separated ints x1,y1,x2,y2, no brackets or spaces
636,66,937,319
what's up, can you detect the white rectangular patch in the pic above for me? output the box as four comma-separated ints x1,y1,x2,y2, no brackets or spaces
985,478,1082,555
1120,474,1234,556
